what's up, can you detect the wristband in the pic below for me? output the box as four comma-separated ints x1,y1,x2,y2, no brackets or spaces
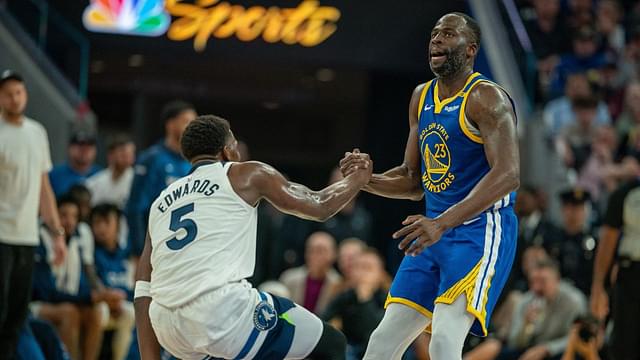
134,280,151,299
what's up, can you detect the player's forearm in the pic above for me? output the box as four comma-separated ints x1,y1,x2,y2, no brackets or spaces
363,165,423,200
309,174,368,221
134,297,161,360
436,167,519,231
592,226,619,287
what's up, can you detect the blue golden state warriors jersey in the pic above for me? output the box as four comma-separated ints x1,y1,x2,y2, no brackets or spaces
418,72,516,218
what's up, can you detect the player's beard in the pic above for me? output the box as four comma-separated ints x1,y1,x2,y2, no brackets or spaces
430,45,466,79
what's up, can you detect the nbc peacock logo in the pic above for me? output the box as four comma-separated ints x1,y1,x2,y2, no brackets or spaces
83,0,170,37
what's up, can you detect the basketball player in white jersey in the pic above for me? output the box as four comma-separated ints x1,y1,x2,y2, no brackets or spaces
133,115,373,360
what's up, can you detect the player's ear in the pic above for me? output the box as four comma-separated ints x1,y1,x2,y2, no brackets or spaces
467,42,478,58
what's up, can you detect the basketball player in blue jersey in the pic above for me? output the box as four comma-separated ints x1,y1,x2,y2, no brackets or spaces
341,13,519,359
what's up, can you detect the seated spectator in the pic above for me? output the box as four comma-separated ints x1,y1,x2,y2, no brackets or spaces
555,96,600,171
465,259,586,360
31,196,122,360
566,0,594,30
68,184,93,223
546,188,597,295
322,248,387,359
85,135,135,209
596,0,625,56
513,185,561,288
577,126,618,202
320,167,373,244
16,315,69,360
279,231,342,315
49,130,100,198
336,237,367,291
550,27,607,97
543,73,610,136
90,204,135,360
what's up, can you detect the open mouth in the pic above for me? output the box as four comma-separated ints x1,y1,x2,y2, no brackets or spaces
430,50,447,63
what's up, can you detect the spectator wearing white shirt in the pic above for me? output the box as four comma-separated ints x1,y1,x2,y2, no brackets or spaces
0,70,66,360
85,135,135,209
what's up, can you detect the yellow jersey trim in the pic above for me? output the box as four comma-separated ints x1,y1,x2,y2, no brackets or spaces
433,72,481,114
433,258,490,336
416,81,432,123
385,294,433,333
458,79,489,144
385,294,433,318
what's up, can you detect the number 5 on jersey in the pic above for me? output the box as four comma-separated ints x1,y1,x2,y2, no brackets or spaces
167,203,198,250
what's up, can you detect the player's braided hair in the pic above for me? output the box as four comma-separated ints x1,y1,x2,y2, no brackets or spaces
180,114,231,161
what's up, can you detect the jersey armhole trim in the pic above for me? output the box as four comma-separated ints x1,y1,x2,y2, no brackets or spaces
417,81,432,123
225,162,259,210
459,80,490,144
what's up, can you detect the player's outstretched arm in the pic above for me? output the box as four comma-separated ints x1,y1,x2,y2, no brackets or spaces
134,232,161,360
228,160,372,222
340,84,425,201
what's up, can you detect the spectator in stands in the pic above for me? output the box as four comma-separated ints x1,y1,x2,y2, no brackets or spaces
90,204,135,360
320,167,373,244
336,237,367,292
543,72,610,136
31,196,123,360
566,0,594,30
597,0,625,56
86,135,135,209
523,0,570,92
322,248,387,359
577,125,618,202
68,184,93,223
615,82,640,159
550,27,607,97
556,96,601,171
511,186,560,292
49,129,101,198
125,100,196,258
561,315,602,360
466,259,586,360
279,231,342,315
0,70,66,360
546,188,597,295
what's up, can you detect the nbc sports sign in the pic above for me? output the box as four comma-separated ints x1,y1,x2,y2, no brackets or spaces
82,0,341,51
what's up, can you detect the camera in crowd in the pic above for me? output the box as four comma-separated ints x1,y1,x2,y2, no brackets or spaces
574,314,600,342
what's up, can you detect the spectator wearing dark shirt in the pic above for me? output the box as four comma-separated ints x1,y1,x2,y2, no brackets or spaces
125,100,196,257
591,177,640,359
279,232,342,315
550,27,608,97
546,188,597,295
555,96,601,172
323,248,387,359
49,130,101,198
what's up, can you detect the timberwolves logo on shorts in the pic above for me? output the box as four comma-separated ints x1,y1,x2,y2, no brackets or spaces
420,122,455,193
253,300,278,331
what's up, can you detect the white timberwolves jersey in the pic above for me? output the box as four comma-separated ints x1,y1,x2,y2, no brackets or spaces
148,161,258,308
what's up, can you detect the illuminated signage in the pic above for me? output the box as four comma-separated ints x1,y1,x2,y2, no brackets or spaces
83,0,341,51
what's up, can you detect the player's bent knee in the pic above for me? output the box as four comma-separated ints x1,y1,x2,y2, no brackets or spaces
307,322,346,360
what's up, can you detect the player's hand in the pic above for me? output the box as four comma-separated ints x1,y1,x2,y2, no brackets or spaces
394,215,445,256
51,234,67,266
518,345,549,360
340,148,372,178
590,283,609,320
